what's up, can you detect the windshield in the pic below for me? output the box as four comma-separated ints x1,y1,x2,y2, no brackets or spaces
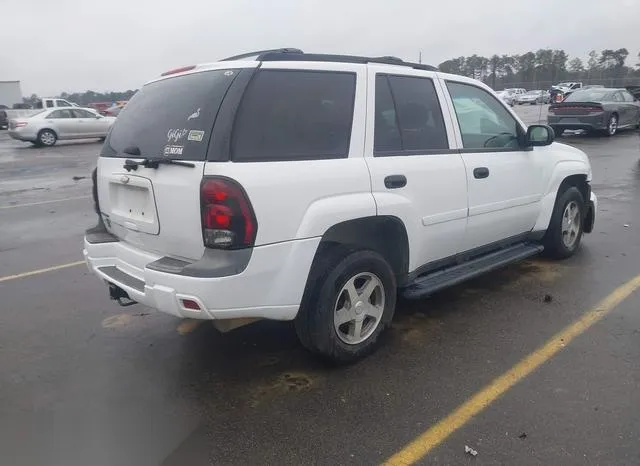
101,69,240,160
526,90,541,95
564,89,612,102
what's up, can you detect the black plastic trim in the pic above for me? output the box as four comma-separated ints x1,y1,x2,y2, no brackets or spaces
403,231,534,285
85,223,119,244
221,48,303,61
458,146,534,154
146,248,253,278
99,266,145,292
258,52,437,71
207,68,258,162
375,148,459,157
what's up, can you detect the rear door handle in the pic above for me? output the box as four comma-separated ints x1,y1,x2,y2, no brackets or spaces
473,167,490,179
384,175,407,189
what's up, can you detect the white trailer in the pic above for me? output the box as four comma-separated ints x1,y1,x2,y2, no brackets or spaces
0,81,23,108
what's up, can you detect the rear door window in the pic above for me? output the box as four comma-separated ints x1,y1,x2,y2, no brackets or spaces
47,109,74,119
231,70,356,161
374,74,449,154
73,109,96,118
101,69,240,160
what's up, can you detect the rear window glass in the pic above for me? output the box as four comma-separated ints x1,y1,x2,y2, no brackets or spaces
231,70,356,162
101,69,239,160
564,89,611,102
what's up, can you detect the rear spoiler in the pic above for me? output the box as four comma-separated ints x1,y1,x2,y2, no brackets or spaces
549,101,602,107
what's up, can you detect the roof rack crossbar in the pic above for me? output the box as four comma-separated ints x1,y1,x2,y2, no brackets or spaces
220,48,304,61
256,52,437,71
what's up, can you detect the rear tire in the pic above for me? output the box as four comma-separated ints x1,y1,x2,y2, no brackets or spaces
542,186,585,259
37,129,57,147
295,246,396,364
602,114,618,136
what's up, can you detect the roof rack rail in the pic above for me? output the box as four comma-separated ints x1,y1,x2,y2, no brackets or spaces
220,48,304,61
256,51,437,71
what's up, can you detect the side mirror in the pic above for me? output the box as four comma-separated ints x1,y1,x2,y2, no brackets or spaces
526,124,554,147
95,115,101,119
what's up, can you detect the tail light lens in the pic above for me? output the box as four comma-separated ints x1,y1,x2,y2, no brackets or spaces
200,177,257,249
15,121,28,128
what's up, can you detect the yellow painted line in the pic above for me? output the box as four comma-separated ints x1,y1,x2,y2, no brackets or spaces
0,260,85,283
0,195,91,210
384,273,640,466
176,319,204,335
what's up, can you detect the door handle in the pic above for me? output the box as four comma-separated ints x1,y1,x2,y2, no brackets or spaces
473,167,490,179
384,175,407,189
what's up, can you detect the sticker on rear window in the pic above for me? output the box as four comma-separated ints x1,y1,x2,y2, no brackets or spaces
187,108,200,121
167,128,189,143
164,145,184,156
187,130,204,142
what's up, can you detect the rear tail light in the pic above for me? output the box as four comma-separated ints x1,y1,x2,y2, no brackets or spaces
200,177,257,249
15,121,28,128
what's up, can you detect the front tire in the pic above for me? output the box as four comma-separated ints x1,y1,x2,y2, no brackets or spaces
37,129,57,147
542,186,585,259
295,247,396,364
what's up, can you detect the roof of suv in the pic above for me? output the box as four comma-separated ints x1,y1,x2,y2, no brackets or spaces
153,48,438,84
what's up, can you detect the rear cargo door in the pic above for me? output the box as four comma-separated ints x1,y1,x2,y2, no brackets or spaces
97,66,251,261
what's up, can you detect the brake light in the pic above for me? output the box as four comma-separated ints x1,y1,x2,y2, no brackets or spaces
161,65,196,76
200,177,257,249
15,121,28,128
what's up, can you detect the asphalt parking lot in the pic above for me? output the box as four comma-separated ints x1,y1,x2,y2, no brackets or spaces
1,105,640,466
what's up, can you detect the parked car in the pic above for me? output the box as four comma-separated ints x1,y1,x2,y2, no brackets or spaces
516,90,549,105
548,88,640,136
103,102,127,117
84,49,597,363
0,109,8,129
8,107,116,146
504,88,527,96
495,90,515,106
88,102,113,115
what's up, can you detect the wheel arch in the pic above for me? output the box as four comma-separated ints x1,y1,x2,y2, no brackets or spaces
533,170,590,233
309,216,410,284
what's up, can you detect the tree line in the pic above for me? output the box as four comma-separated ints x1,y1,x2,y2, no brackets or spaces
23,89,137,107
438,48,640,90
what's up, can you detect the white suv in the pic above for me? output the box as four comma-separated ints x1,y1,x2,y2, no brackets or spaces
84,49,597,363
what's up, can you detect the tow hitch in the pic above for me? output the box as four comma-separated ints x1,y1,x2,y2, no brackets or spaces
108,283,137,307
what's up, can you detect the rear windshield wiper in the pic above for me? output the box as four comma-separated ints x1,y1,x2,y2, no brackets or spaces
123,157,195,171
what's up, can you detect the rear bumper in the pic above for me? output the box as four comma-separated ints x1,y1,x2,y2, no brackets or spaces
547,113,607,131
8,129,36,141
83,234,320,321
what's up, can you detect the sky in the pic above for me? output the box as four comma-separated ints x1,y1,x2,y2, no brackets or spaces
2,0,639,97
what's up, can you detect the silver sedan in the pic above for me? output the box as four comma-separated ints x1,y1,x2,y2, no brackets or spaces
8,107,116,146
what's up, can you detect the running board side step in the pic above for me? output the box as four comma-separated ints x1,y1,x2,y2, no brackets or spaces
402,243,544,300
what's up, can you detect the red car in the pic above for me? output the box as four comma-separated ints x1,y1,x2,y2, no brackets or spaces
88,102,113,115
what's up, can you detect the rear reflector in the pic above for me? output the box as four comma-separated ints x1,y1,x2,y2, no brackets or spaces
161,65,196,76
181,299,201,310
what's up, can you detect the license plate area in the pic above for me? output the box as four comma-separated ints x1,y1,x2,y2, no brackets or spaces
107,174,159,235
